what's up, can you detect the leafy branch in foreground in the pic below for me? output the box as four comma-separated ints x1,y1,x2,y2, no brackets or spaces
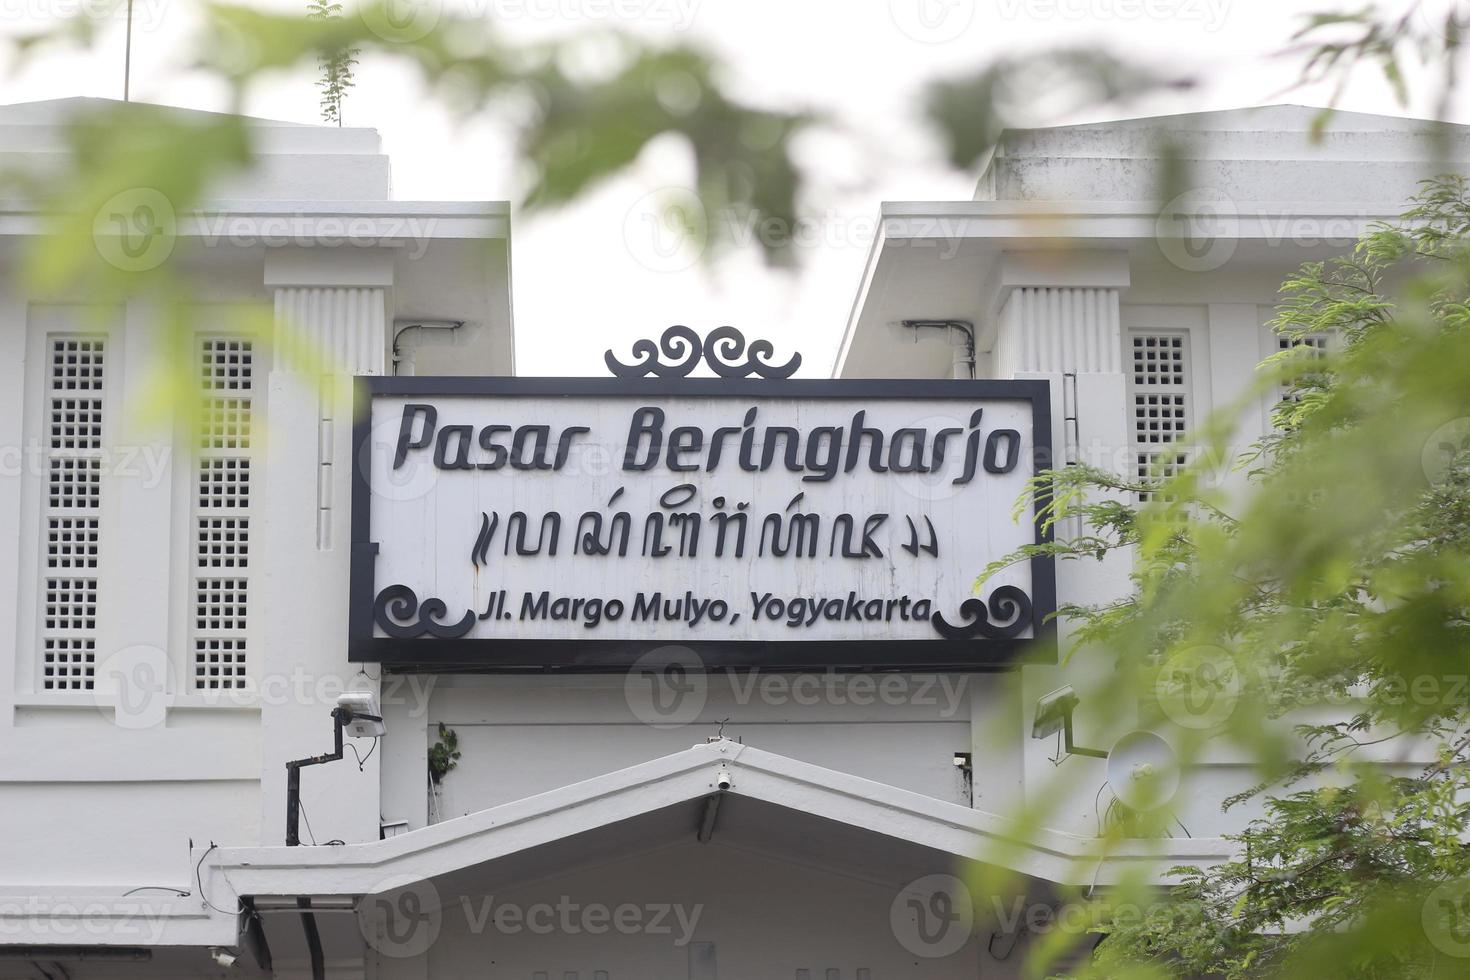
986,177,1470,978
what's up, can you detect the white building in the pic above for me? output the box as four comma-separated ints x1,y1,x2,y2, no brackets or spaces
0,98,1461,978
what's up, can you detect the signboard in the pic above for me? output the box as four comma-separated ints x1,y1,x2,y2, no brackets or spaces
350,329,1055,670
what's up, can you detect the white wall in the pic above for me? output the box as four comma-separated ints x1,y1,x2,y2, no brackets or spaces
400,674,983,828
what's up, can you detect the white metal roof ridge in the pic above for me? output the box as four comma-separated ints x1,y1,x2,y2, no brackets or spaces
209,739,1234,898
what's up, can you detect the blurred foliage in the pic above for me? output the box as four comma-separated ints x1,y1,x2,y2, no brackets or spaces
1285,3,1463,130
922,2,1467,205
0,1,815,439
5,2,1470,976
977,178,1470,977
2,1,812,267
925,49,1194,172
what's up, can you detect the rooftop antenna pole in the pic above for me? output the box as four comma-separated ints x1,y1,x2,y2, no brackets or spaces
122,0,134,101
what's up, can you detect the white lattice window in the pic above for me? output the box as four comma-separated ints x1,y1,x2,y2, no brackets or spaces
1276,333,1329,404
47,517,99,570
1128,332,1191,503
40,337,105,690
198,458,250,509
192,338,254,690
197,518,249,568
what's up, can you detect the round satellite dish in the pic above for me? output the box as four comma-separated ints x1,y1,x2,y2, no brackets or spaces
1106,730,1181,812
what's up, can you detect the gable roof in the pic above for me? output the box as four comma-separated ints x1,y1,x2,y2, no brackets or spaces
208,738,1232,902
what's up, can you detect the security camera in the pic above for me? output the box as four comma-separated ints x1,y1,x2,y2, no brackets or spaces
209,947,238,967
336,690,385,738
715,766,732,791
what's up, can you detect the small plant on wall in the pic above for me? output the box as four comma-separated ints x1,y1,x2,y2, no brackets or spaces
306,0,358,125
428,723,460,784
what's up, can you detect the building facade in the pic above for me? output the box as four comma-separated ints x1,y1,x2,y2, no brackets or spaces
0,99,1461,978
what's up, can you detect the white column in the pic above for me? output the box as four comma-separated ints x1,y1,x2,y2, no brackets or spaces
994,280,1131,484
258,254,390,847
0,294,26,723
995,286,1122,377
989,254,1136,833
272,286,388,376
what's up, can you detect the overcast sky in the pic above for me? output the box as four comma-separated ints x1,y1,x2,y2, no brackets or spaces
3,0,1463,375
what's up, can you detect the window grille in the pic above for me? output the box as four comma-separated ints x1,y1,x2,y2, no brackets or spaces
1276,333,1329,404
47,517,99,570
192,338,253,689
198,458,250,509
40,337,104,690
1128,332,1191,503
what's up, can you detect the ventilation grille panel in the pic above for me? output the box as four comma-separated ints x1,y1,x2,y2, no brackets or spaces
1128,332,1191,503
192,338,254,689
40,337,104,690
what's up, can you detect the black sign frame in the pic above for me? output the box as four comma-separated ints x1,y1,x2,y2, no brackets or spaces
350,376,1056,671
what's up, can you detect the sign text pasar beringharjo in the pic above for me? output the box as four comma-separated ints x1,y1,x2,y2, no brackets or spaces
392,403,1023,481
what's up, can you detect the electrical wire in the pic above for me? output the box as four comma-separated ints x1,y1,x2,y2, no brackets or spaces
348,736,380,771
121,885,190,897
297,800,347,846
195,843,244,915
299,801,318,846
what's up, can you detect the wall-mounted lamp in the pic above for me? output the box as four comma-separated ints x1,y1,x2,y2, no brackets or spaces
1030,686,1107,761
284,692,386,846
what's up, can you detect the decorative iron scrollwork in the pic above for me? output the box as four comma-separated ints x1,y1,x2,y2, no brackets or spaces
373,585,475,639
930,586,1033,640
605,326,801,380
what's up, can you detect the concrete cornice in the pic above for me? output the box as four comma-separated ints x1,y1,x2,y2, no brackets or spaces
0,201,511,242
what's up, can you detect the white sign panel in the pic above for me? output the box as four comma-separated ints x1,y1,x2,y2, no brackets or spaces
350,376,1055,670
